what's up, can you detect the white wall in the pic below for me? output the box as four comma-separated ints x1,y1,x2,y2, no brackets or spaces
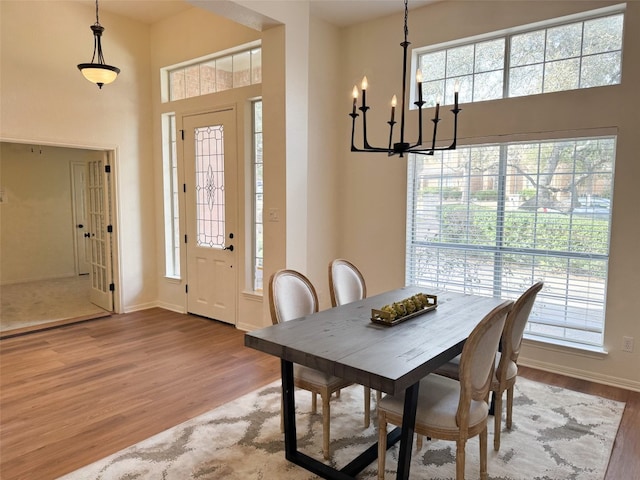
0,1,156,312
338,1,640,390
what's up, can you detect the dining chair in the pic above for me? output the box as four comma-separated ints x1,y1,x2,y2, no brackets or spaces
434,281,543,451
269,268,354,460
377,300,513,480
328,258,375,425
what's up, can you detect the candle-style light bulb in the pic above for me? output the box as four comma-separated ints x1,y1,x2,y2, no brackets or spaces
360,76,368,109
352,85,358,114
390,94,397,123
454,80,460,110
416,69,423,103
435,95,441,120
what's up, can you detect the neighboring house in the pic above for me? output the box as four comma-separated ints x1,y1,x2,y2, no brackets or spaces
0,0,638,393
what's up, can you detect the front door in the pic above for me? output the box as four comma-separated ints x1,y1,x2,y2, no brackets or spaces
183,109,238,325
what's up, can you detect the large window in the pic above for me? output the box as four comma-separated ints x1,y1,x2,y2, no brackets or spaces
416,5,624,107
406,136,615,348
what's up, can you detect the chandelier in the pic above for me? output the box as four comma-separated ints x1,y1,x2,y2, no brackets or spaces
77,0,120,89
349,0,461,157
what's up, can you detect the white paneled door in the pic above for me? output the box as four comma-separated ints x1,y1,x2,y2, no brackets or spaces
183,109,238,325
87,156,114,311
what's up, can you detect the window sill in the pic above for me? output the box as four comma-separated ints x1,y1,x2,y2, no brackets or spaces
522,334,608,359
241,290,263,301
164,275,182,283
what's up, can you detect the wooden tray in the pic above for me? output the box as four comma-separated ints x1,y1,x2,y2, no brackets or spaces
371,294,438,326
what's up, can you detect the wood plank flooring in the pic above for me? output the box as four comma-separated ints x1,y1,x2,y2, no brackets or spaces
1,308,638,480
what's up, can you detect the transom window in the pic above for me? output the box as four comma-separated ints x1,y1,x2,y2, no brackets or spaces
163,44,261,102
416,5,624,107
406,136,615,348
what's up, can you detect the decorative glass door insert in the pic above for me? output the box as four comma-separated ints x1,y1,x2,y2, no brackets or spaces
195,125,226,248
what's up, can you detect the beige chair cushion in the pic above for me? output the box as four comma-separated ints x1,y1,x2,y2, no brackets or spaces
494,352,517,382
273,273,317,322
332,262,365,306
437,353,517,385
294,365,351,390
378,374,489,433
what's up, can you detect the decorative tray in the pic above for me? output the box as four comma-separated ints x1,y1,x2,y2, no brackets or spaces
370,293,438,326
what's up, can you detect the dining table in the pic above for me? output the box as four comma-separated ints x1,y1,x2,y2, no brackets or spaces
244,285,506,480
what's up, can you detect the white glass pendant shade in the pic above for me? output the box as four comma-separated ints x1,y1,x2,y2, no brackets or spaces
78,64,120,87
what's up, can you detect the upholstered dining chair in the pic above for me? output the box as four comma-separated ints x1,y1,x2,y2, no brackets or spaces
328,258,374,426
269,268,354,460
434,281,543,451
377,300,513,480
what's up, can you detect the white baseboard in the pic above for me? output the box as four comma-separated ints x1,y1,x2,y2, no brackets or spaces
520,358,640,392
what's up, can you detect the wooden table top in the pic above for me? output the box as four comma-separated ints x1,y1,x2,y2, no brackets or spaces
245,286,506,395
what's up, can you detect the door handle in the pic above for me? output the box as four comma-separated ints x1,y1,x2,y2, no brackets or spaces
84,233,91,238
77,224,84,228
223,245,234,252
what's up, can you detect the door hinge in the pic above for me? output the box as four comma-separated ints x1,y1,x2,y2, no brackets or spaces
107,225,113,233
183,183,186,193
180,129,185,140
104,164,111,173
184,234,187,244
185,284,188,293
109,283,115,292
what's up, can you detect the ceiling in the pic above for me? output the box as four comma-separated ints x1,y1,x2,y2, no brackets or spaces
81,0,436,27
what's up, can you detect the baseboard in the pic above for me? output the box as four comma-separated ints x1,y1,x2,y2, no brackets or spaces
520,357,640,392
155,302,187,314
123,301,161,313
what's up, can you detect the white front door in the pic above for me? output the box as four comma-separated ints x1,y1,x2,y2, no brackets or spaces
87,156,114,311
183,109,238,325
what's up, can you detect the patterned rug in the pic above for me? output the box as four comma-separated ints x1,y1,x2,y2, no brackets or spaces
58,377,624,480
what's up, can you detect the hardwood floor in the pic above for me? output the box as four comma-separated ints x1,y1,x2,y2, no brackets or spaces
0,308,638,480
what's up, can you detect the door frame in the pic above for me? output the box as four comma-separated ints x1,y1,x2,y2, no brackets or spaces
0,137,122,314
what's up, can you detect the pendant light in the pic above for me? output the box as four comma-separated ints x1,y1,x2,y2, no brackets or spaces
77,0,120,89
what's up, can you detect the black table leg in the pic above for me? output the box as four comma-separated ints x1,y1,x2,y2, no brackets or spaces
396,381,420,480
281,359,297,461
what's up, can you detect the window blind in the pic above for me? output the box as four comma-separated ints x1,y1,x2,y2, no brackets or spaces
406,137,615,347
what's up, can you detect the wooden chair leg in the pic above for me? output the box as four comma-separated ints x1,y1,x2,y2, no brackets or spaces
364,386,371,428
494,390,503,451
455,438,466,480
480,426,488,480
506,385,514,429
377,413,387,480
311,392,317,414
322,393,331,459
416,434,423,450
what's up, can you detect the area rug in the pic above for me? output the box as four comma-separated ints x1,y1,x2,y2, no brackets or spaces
58,377,624,480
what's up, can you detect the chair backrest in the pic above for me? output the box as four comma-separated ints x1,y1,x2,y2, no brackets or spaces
328,259,367,307
497,281,544,378
269,269,319,325
457,300,513,426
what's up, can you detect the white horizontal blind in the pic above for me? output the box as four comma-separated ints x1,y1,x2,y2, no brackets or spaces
406,136,615,347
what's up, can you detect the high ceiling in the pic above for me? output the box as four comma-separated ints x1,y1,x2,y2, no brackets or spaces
80,0,435,27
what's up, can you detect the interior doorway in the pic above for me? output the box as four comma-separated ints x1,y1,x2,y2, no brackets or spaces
0,141,116,336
